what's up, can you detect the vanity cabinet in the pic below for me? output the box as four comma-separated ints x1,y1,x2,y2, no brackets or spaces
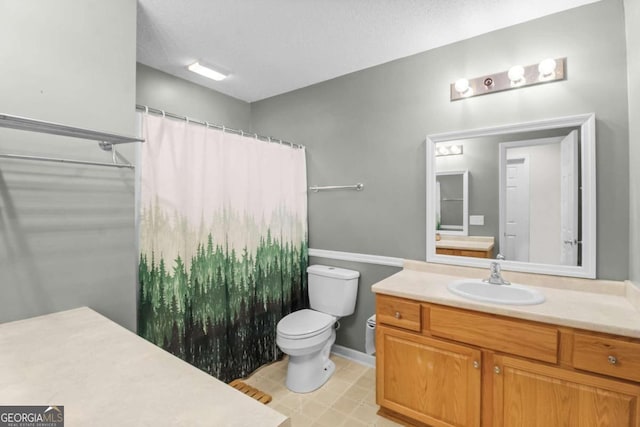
493,355,640,426
377,326,481,427
435,248,492,259
375,294,640,427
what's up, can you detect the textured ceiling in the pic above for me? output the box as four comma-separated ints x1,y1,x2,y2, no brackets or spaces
137,0,599,102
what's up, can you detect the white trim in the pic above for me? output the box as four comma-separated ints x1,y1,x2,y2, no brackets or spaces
331,344,375,368
426,113,597,279
308,248,404,267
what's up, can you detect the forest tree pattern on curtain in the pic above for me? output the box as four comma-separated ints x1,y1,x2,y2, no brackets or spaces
138,114,308,382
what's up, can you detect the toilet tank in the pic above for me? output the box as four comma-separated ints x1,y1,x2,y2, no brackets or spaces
307,265,359,317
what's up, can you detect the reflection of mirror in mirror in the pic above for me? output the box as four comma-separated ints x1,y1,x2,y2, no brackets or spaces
426,113,596,278
435,170,468,235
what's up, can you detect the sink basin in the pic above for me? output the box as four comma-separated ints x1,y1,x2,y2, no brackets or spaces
447,279,545,305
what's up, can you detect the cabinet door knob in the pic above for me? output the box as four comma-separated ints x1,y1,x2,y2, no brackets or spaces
494,366,501,375
473,360,480,369
608,355,618,365
394,311,401,319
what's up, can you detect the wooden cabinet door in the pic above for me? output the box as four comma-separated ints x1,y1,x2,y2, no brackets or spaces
377,325,481,427
493,355,640,427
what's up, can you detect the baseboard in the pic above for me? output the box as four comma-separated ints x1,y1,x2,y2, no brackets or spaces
331,344,376,368
309,248,404,268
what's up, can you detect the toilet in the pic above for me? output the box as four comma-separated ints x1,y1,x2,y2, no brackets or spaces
276,264,359,393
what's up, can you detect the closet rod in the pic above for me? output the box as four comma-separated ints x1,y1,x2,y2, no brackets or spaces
0,154,134,169
0,113,144,146
136,104,305,149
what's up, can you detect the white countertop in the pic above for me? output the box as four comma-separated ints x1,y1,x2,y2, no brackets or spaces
372,262,640,339
0,307,289,427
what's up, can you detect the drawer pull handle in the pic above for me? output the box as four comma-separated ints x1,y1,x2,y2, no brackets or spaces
494,366,501,375
608,355,618,365
394,311,401,319
473,361,480,369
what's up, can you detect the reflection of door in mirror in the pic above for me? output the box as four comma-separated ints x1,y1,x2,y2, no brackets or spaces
499,132,580,266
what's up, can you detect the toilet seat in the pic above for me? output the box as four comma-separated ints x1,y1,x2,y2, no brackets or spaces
277,309,336,340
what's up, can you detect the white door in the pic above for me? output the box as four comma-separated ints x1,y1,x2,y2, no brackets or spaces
560,130,579,265
504,156,530,262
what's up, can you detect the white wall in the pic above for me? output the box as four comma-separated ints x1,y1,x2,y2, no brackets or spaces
0,0,138,329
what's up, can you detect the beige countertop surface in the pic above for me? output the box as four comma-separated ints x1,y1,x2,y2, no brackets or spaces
435,236,494,251
372,261,640,339
0,307,289,427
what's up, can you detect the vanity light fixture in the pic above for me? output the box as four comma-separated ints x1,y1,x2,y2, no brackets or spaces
188,61,228,81
454,78,473,97
538,58,557,80
450,57,566,101
435,144,463,157
508,65,526,86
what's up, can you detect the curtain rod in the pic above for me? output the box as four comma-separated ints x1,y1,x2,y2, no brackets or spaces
135,104,304,149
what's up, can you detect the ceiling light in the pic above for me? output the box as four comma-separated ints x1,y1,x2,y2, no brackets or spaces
188,62,227,81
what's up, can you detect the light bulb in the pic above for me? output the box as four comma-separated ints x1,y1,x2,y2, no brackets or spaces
538,58,557,79
454,78,471,95
508,65,526,85
437,146,450,156
449,145,462,155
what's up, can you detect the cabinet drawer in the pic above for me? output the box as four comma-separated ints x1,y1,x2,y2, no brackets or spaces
377,295,421,332
573,333,640,382
430,306,558,363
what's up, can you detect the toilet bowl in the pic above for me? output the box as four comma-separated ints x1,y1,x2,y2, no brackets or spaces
276,265,359,393
276,309,337,393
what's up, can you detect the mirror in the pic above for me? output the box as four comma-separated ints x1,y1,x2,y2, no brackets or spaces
426,113,596,278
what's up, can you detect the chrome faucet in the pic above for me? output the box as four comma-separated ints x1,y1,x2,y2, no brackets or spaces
484,255,510,286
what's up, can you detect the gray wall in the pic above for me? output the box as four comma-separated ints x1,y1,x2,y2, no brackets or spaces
0,0,138,328
625,0,640,287
251,0,629,279
136,64,251,130
250,0,630,350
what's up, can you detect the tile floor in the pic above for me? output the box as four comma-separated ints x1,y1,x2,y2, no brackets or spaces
244,354,402,426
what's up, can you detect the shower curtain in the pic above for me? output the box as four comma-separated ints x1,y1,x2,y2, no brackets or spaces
137,114,308,382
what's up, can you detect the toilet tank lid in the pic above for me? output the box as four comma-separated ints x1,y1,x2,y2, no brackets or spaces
307,265,359,279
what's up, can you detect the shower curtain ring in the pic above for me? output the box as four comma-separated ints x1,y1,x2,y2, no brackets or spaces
144,106,149,114
161,110,166,118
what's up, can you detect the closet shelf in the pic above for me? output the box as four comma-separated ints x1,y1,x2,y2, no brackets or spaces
0,113,144,146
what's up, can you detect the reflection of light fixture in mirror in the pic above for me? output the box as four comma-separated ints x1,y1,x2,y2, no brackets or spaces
454,79,472,97
450,57,566,101
508,65,526,86
435,144,463,156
